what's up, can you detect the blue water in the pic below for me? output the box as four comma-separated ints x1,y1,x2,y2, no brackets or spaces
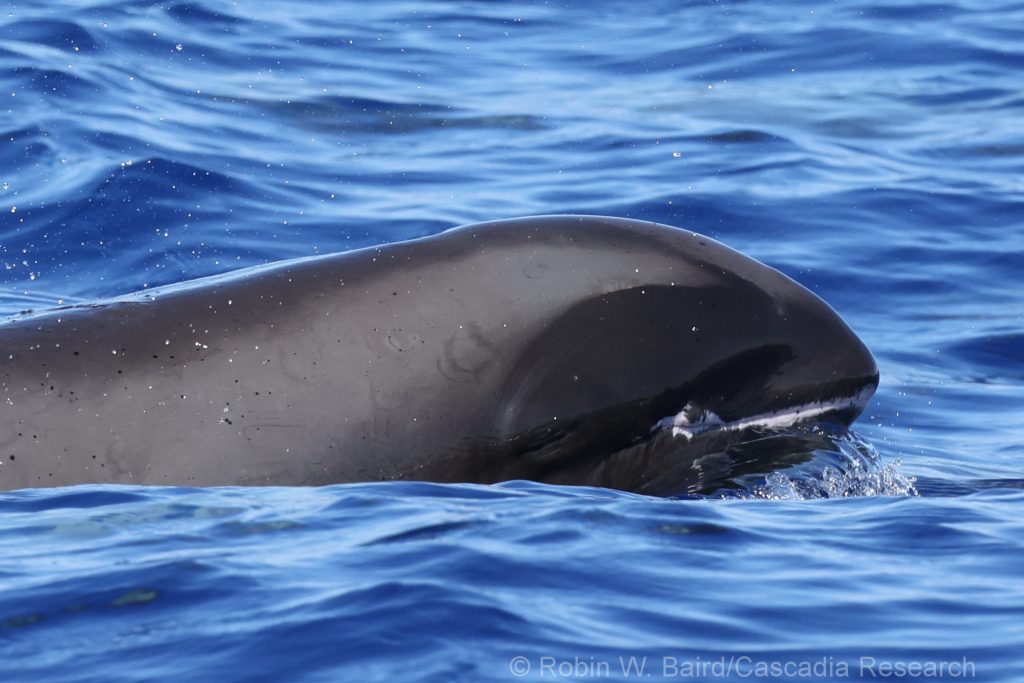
1,1,1022,680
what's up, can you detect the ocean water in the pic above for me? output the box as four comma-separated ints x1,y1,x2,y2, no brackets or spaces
1,1,1022,681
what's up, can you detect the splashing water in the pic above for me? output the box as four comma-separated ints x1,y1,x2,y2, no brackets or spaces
745,431,918,500
755,459,918,500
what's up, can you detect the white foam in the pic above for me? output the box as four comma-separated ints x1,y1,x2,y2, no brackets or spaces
703,429,918,500
753,456,918,500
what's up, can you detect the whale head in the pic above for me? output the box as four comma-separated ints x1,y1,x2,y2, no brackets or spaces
485,217,878,494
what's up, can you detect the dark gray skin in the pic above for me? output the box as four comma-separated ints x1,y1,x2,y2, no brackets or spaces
0,216,878,493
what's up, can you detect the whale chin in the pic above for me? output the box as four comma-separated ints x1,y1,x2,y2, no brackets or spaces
482,391,880,497
440,343,878,495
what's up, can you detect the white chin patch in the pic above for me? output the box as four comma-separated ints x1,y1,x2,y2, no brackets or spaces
654,386,875,441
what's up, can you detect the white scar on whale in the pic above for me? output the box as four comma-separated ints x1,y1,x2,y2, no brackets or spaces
655,385,876,441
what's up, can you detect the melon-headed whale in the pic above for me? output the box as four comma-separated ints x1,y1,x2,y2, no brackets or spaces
0,216,878,494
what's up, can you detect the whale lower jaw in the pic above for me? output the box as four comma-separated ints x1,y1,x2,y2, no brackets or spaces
655,385,877,441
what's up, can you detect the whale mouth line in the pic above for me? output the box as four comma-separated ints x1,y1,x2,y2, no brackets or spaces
653,385,876,442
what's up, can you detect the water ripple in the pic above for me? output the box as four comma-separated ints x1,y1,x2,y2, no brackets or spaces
0,0,1022,679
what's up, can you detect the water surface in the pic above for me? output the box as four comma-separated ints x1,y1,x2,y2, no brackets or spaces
1,1,1022,681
